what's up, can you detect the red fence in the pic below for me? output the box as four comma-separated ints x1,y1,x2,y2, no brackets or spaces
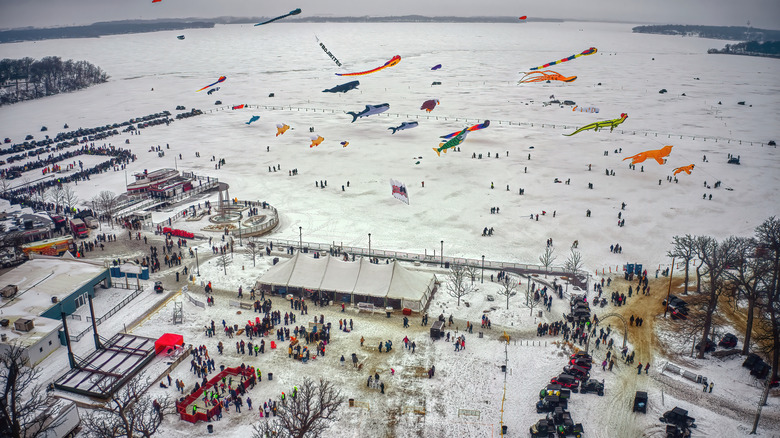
176,366,256,423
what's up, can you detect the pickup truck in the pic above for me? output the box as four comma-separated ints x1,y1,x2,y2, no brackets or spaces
69,218,89,238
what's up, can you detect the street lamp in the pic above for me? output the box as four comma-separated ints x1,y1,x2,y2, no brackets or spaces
440,240,444,268
299,226,302,252
194,247,200,276
481,255,485,283
238,213,242,247
368,233,371,259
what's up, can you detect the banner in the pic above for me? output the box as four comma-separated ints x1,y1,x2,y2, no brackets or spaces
390,179,409,205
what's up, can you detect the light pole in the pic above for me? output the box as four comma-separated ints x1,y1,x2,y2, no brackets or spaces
440,240,444,268
238,213,242,246
481,255,485,283
368,233,371,259
194,247,200,276
299,226,302,252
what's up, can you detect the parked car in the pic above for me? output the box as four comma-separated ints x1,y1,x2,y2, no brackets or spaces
562,364,590,381
719,333,738,348
550,374,580,392
569,357,592,370
539,384,570,401
633,391,648,413
580,379,605,396
570,351,592,361
154,281,164,294
659,407,697,429
663,295,688,309
536,395,567,413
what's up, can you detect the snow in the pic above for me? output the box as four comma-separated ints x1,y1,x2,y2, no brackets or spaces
1,20,779,438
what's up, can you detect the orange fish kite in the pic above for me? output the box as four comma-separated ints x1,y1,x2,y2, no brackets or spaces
276,124,290,137
623,145,673,165
673,164,695,175
310,135,324,148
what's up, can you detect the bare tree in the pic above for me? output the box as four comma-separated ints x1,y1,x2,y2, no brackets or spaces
246,239,260,267
253,377,345,438
94,190,118,228
694,235,738,359
668,234,696,295
539,246,556,277
725,236,768,355
81,376,172,438
0,175,12,197
0,343,63,438
61,184,79,213
754,217,780,381
524,280,542,316
218,252,231,275
445,264,478,306
464,264,480,284
564,249,584,280
45,186,64,210
496,275,518,310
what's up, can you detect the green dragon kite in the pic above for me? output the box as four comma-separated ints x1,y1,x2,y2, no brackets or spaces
564,113,628,136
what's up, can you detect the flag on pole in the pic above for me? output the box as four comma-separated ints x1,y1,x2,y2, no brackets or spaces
390,179,409,204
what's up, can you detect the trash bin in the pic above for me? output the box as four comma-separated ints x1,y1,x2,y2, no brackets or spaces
445,261,450,269
220,365,225,371
502,425,507,434
479,331,483,338
385,307,393,318
501,365,507,373
207,424,214,433
349,398,355,407
268,372,273,381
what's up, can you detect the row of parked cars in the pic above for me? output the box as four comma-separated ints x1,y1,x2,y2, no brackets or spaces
530,351,604,437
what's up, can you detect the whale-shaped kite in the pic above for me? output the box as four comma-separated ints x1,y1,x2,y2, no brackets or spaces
347,103,390,123
388,122,418,134
246,116,260,125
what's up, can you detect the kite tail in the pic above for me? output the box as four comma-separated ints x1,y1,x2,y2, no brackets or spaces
388,127,397,134
433,147,441,157
622,155,635,161
347,112,358,123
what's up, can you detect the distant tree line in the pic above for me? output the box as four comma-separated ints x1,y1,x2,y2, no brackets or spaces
707,41,780,58
633,25,780,42
0,56,108,105
0,20,215,44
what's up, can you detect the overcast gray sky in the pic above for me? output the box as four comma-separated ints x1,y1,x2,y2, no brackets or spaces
1,0,778,30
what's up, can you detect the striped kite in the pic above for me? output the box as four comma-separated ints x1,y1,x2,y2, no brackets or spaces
197,76,226,92
337,55,401,77
440,120,490,139
529,47,597,71
255,8,301,26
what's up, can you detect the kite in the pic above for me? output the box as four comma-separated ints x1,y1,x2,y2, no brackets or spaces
623,145,673,165
245,116,260,125
276,124,290,136
390,179,410,205
336,55,401,77
232,104,245,110
519,16,527,20
197,76,226,92
564,113,628,136
433,128,468,156
388,121,418,134
315,36,343,67
572,105,599,113
673,164,695,175
421,99,439,113
323,80,359,93
255,8,302,26
340,141,349,148
518,70,577,84
529,47,597,71
310,135,324,148
347,103,389,123
431,64,442,70
440,120,490,139
153,0,162,2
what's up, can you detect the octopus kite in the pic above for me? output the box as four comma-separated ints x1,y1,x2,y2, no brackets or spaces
623,145,673,165
564,113,628,136
529,47,597,71
673,164,695,175
518,70,577,84
336,55,401,76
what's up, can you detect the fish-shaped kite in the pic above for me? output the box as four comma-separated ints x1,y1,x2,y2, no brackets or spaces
440,120,490,139
197,76,226,92
623,145,673,165
255,8,302,26
433,129,468,156
529,47,597,71
276,124,290,137
564,113,628,136
346,103,389,123
421,99,439,113
310,135,324,148
388,122,418,134
336,55,401,77
431,64,442,70
246,116,260,125
323,80,359,93
341,141,349,148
